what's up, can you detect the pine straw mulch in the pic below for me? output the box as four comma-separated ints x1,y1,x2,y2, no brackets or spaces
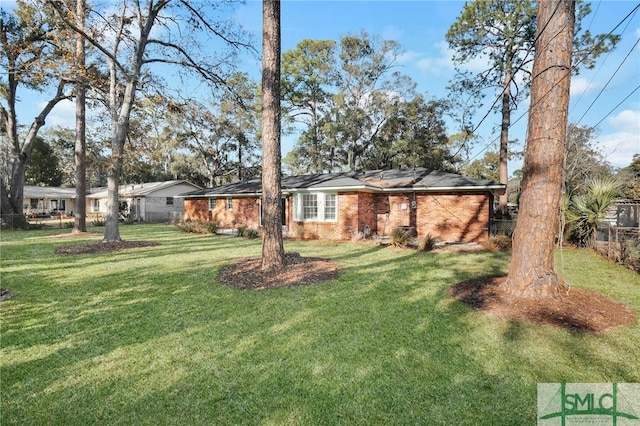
448,276,636,333
217,252,339,290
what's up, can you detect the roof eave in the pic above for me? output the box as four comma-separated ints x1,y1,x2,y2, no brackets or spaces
379,185,506,194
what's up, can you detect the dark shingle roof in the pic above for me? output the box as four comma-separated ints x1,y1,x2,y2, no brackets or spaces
180,168,505,198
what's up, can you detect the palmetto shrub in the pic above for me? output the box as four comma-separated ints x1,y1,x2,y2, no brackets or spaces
390,228,412,248
417,233,437,251
565,177,622,248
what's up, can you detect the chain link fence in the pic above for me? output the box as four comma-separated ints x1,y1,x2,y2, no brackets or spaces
595,226,640,273
490,219,517,237
1,213,108,231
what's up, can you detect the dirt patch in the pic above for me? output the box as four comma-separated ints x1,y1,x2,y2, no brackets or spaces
54,240,161,254
218,252,339,290
449,276,636,333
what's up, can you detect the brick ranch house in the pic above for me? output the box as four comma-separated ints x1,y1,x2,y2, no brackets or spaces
180,168,506,244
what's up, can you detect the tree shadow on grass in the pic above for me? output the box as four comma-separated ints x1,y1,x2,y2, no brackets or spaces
449,275,636,333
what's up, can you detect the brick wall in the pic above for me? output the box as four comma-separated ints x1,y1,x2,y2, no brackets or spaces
184,199,210,221
186,191,493,243
414,192,491,243
184,197,260,229
211,197,260,229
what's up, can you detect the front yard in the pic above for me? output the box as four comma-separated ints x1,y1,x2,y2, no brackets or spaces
1,224,638,424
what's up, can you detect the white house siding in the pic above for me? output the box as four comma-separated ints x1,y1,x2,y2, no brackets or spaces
23,186,76,216
87,181,198,223
141,196,185,223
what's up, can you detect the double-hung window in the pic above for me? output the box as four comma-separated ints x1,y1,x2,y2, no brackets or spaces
208,198,216,211
324,194,337,220
294,193,337,222
302,194,318,220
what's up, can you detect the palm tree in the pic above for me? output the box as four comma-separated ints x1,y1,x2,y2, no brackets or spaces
565,177,622,248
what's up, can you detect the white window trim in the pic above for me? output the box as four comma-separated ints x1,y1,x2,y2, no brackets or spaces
293,192,338,222
208,198,216,211
226,197,233,211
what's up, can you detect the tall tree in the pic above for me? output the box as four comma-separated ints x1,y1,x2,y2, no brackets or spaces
72,0,88,233
617,155,640,199
564,123,612,196
261,0,284,272
49,0,250,242
504,0,574,297
360,95,454,171
462,151,501,182
336,32,415,171
25,137,63,186
446,0,619,214
0,3,71,228
282,33,424,173
281,39,336,173
68,0,89,233
217,72,261,181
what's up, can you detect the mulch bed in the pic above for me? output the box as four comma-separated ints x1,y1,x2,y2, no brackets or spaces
449,276,636,333
217,252,339,290
54,240,161,254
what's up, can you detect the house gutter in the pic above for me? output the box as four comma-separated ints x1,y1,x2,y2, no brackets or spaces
380,185,506,195
178,184,506,198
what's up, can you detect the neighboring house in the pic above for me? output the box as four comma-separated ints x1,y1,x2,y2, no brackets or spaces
23,186,76,217
600,199,640,229
181,168,506,244
88,180,201,223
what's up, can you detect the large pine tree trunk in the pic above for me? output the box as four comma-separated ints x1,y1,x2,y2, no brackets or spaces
504,0,575,298
498,66,512,215
261,0,284,272
73,0,87,234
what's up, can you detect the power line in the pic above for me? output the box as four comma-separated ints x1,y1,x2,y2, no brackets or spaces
592,84,640,129
463,2,640,166
464,0,563,139
570,3,639,115
574,36,640,126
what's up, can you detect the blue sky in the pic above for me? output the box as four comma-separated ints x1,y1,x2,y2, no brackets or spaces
12,0,640,172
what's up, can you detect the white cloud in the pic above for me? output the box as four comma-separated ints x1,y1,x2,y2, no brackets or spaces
571,77,598,96
397,50,421,65
41,100,76,129
416,42,456,76
596,109,640,168
415,41,493,76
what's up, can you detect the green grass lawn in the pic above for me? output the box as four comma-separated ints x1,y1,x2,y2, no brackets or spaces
1,224,638,425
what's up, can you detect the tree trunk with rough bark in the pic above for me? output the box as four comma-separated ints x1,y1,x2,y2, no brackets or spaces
504,0,575,298
260,0,285,272
498,66,512,215
73,0,87,234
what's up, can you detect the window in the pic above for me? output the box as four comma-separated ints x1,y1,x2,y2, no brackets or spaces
226,197,233,211
324,194,336,220
302,194,318,220
166,197,174,206
92,199,100,212
294,193,337,222
209,198,216,211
